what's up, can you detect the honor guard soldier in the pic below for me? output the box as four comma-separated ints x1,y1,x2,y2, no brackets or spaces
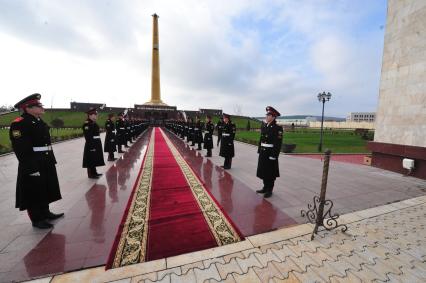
184,120,189,141
104,113,117,161
194,116,203,150
125,116,131,146
216,117,224,147
116,112,126,153
219,113,236,169
256,106,283,198
203,115,214,157
188,118,194,144
82,107,105,179
10,93,64,229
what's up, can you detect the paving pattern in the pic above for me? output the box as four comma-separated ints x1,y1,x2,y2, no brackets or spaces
125,201,426,282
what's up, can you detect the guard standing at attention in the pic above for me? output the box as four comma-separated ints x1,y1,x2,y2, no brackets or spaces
82,107,105,179
9,93,64,229
188,118,194,145
203,115,214,157
256,106,283,198
116,112,126,153
194,116,203,150
216,117,224,147
104,113,117,161
219,113,236,169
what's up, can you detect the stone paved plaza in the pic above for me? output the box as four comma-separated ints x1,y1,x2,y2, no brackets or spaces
0,132,425,282
36,195,426,282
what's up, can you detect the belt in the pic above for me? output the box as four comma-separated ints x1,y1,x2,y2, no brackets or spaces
194,128,199,130
222,133,230,136
261,143,274,148
120,127,125,129
93,136,100,139
33,146,52,152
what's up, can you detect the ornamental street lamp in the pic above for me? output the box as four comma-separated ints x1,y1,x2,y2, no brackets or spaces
317,91,332,152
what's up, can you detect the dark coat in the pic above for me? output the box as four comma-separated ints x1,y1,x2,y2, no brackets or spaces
116,118,127,145
82,119,105,168
194,121,204,143
203,121,214,149
188,122,194,142
125,120,132,143
9,113,62,210
219,122,236,158
256,121,283,180
216,120,224,142
104,119,116,153
183,122,189,138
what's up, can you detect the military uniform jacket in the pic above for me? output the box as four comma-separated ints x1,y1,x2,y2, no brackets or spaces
104,119,116,153
116,119,126,145
183,122,189,138
216,121,224,137
256,121,283,180
125,120,131,142
219,122,236,158
82,119,105,168
188,122,194,142
203,121,214,149
9,113,62,210
194,121,203,143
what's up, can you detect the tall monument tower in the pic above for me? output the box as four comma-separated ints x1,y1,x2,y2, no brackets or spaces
145,13,167,105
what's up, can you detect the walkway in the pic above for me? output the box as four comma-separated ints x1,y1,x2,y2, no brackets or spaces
0,128,425,282
37,195,426,282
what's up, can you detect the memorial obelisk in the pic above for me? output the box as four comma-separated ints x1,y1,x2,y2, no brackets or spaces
144,13,167,105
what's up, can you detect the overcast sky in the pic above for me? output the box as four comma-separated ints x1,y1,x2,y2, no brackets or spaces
0,0,387,117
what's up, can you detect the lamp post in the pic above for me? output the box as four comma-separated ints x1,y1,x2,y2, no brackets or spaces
317,91,332,152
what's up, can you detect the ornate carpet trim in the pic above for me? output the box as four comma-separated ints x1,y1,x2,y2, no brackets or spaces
160,129,242,246
111,130,155,268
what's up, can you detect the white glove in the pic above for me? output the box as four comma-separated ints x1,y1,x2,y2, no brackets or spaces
269,157,276,160
30,172,41,176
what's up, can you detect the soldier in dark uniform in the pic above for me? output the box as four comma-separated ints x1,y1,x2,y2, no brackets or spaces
9,93,64,229
203,115,214,157
125,116,131,147
194,116,203,150
188,118,194,144
82,107,105,179
104,113,117,161
216,117,224,147
183,120,189,142
219,113,236,169
116,112,126,153
256,106,283,198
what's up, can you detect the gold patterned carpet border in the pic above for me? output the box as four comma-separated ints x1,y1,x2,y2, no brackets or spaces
110,130,155,268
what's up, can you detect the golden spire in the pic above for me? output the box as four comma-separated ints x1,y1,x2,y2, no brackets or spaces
145,13,167,106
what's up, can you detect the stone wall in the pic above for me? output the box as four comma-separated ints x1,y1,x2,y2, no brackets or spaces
374,0,426,147
309,121,374,129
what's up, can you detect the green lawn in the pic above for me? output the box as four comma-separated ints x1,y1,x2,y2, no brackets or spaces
0,110,110,128
236,130,370,154
0,128,83,154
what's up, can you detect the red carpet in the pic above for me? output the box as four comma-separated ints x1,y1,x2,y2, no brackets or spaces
108,128,242,268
